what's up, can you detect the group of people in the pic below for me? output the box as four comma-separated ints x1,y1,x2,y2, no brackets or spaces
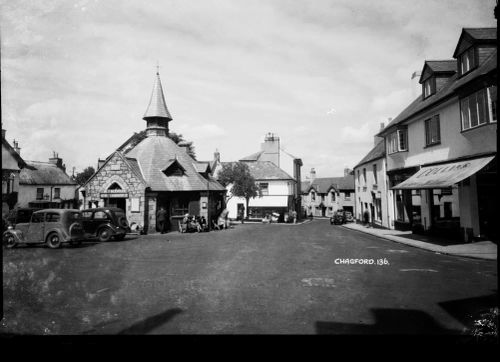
182,214,208,233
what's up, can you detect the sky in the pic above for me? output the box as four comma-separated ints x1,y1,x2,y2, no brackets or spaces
1,0,496,180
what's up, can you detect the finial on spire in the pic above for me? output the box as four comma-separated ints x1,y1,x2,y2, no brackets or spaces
156,61,160,75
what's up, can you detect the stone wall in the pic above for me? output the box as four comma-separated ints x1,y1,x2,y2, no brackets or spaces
84,152,146,226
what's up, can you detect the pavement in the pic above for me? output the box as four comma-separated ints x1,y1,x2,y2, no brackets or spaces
341,222,497,261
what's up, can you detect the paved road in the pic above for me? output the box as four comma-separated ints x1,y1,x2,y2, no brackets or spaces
2,219,497,335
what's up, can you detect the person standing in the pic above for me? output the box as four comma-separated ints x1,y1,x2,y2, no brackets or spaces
292,210,297,224
239,205,245,224
157,206,167,234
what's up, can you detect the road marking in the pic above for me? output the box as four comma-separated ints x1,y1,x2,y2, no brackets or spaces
387,249,409,253
399,269,438,272
301,278,336,288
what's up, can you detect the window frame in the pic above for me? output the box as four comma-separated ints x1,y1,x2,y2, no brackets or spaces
387,128,408,154
422,77,436,99
460,86,497,132
258,182,269,196
459,46,476,77
54,187,61,199
36,188,44,200
424,115,441,147
372,164,378,184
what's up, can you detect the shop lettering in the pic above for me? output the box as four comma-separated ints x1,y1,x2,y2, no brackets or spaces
417,163,470,178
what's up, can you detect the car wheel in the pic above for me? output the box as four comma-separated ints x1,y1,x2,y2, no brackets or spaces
46,232,62,249
3,233,17,249
98,228,112,242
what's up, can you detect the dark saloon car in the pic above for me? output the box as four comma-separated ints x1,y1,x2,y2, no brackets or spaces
330,210,346,225
81,207,129,242
5,207,42,229
2,209,85,249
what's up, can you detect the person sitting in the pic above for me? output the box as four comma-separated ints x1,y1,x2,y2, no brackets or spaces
199,216,208,231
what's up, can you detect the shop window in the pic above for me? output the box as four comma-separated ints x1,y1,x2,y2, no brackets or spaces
172,198,189,216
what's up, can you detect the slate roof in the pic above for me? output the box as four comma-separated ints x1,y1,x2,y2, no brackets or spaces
20,161,76,185
303,175,355,194
425,60,457,73
143,72,172,120
453,28,497,57
221,161,294,181
125,136,225,191
379,49,497,136
354,140,386,168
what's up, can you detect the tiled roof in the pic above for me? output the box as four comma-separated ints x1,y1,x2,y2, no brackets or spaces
143,72,172,120
221,161,294,181
125,136,225,192
380,50,497,135
303,175,355,194
354,140,386,168
425,60,457,73
20,161,76,185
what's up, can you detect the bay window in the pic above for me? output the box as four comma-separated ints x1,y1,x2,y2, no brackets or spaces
461,86,497,131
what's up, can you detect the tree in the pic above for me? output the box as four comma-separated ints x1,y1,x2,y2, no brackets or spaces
217,162,261,221
169,132,196,160
74,166,95,186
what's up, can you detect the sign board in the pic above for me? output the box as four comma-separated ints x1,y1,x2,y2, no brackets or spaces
100,192,129,198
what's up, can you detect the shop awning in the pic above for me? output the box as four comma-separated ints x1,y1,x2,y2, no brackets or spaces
392,156,495,190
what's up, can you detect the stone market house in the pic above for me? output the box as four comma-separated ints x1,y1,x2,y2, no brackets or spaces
2,129,27,215
80,71,226,233
377,27,497,242
301,168,355,217
18,152,78,209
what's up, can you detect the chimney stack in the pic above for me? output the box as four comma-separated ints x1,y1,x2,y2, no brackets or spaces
13,140,21,155
373,121,386,146
411,71,422,99
260,132,280,167
49,152,65,171
214,149,220,163
310,168,316,182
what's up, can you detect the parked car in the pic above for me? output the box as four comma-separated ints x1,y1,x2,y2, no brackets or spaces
80,207,129,242
330,210,346,225
2,209,85,249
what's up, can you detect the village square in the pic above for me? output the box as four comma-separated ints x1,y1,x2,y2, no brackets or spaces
1,1,498,338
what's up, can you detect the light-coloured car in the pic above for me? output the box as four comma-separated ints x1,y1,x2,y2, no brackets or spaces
2,209,85,249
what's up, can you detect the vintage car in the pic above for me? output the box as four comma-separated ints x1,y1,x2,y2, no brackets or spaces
80,207,129,242
330,210,346,225
5,207,41,229
344,211,354,223
2,209,85,249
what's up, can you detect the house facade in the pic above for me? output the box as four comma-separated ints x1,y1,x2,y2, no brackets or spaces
353,139,391,228
377,28,497,242
219,161,296,221
80,70,226,233
18,153,78,209
2,129,26,215
301,168,355,217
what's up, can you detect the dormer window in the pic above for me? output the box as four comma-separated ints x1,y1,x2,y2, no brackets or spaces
458,47,476,76
423,78,436,98
162,159,186,177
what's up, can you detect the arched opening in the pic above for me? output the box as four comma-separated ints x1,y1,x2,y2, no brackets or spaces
108,182,122,190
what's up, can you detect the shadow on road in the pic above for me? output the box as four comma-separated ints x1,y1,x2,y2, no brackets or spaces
117,308,183,335
316,308,460,335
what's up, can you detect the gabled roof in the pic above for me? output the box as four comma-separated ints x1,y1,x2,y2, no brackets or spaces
354,140,386,168
143,72,172,120
419,60,457,83
20,161,76,185
193,162,211,173
453,28,497,58
303,175,355,194
379,49,497,136
221,161,294,181
125,136,225,191
2,137,27,170
162,159,186,175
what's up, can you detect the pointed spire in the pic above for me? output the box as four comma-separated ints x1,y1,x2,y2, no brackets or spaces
143,68,172,121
